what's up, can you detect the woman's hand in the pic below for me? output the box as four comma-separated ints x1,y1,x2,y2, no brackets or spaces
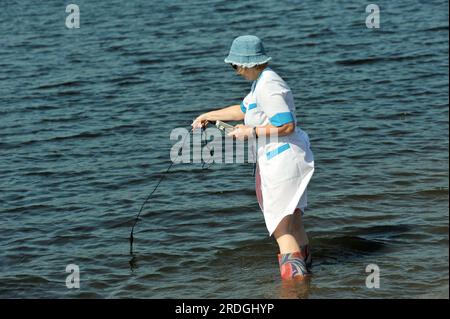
227,124,253,140
191,114,209,130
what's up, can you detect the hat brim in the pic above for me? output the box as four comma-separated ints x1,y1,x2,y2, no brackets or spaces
224,54,272,68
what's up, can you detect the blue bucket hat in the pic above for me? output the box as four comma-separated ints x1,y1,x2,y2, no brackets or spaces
224,35,272,68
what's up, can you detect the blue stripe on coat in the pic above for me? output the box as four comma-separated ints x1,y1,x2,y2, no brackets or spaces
269,112,294,126
266,143,291,160
240,102,246,114
248,103,257,110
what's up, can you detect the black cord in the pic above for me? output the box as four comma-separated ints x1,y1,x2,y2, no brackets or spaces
129,123,217,255
129,126,194,255
129,120,249,256
201,125,215,169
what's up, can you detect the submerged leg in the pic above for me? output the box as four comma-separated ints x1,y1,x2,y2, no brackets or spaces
273,214,311,280
292,209,312,270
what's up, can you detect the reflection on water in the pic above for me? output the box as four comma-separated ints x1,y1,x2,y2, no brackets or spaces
279,277,312,299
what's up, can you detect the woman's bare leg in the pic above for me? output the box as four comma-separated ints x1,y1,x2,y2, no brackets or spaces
292,208,309,247
273,214,300,254
273,213,310,280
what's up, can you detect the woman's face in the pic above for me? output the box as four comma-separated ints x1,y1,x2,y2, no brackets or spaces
233,65,259,81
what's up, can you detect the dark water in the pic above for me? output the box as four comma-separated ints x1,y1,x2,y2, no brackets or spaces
0,0,448,298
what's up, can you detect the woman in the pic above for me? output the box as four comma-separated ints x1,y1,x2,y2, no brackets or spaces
192,35,315,280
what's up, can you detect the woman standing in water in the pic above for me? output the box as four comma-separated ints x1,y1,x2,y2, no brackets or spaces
192,35,315,280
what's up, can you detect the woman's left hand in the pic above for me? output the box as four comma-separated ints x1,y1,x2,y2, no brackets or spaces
227,124,253,140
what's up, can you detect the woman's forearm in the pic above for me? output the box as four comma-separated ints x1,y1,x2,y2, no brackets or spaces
204,104,244,122
255,123,295,137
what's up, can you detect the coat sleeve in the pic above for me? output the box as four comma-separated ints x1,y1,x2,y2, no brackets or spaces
257,81,295,127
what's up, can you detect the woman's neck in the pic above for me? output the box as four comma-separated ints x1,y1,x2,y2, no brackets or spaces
253,65,268,81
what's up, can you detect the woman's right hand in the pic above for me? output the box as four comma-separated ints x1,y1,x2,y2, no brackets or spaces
191,114,209,130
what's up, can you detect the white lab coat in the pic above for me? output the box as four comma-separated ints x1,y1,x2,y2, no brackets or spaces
241,67,315,236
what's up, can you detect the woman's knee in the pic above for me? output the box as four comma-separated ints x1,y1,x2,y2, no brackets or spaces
292,209,303,227
273,214,295,239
